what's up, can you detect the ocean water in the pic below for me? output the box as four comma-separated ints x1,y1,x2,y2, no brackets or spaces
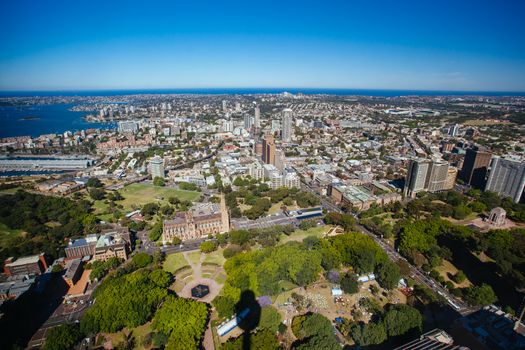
0,103,115,138
1,88,524,97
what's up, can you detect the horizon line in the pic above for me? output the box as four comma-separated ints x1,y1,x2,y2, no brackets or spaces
1,86,525,95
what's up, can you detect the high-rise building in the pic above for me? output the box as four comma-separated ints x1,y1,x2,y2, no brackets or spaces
459,147,492,189
282,108,293,142
404,159,431,198
254,106,261,128
248,161,264,180
262,135,276,165
222,100,227,113
426,161,450,192
149,155,165,179
271,120,281,133
485,157,525,203
274,149,285,171
447,124,460,137
244,114,254,130
223,120,234,133
444,167,458,190
404,158,453,198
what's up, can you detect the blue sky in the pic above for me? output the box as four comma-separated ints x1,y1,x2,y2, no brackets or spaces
1,0,524,91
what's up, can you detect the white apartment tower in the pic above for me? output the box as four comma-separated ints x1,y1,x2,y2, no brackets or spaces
254,106,261,128
282,108,293,143
149,155,165,180
485,157,525,203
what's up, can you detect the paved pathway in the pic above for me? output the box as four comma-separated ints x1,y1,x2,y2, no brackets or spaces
178,251,225,350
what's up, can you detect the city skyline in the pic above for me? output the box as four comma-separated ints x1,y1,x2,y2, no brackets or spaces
1,0,525,91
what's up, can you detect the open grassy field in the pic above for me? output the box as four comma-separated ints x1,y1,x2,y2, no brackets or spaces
0,222,23,247
435,259,472,288
187,251,202,266
203,248,226,266
92,183,201,216
163,252,190,273
279,225,331,245
0,187,21,195
132,322,152,350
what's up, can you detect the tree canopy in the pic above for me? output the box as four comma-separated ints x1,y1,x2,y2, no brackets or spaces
81,268,171,334
152,295,208,350
43,323,82,350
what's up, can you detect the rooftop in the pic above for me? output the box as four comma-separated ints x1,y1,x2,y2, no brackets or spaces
5,254,42,267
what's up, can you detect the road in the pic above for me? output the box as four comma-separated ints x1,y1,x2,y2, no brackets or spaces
300,180,477,316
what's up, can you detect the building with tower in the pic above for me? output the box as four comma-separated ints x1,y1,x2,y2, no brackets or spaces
162,195,230,242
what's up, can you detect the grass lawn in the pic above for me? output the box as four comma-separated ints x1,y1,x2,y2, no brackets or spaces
132,322,152,350
279,280,298,292
238,203,252,211
0,187,21,195
274,290,295,305
103,331,126,347
203,248,226,266
171,279,186,293
163,252,190,273
215,272,227,285
435,260,472,288
279,225,331,245
91,183,201,217
119,183,201,209
187,251,202,266
0,222,23,247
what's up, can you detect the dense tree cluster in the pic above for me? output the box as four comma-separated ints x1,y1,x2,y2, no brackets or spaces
375,261,401,290
338,304,422,347
80,269,172,334
0,191,95,261
153,176,165,187
132,252,153,268
259,306,282,333
178,181,200,191
86,256,121,280
152,295,208,350
323,212,356,231
222,329,280,350
214,232,388,318
463,284,498,306
291,313,340,350
214,241,322,317
216,224,295,250
224,182,320,220
320,232,389,273
478,228,525,289
200,241,218,253
43,323,82,350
